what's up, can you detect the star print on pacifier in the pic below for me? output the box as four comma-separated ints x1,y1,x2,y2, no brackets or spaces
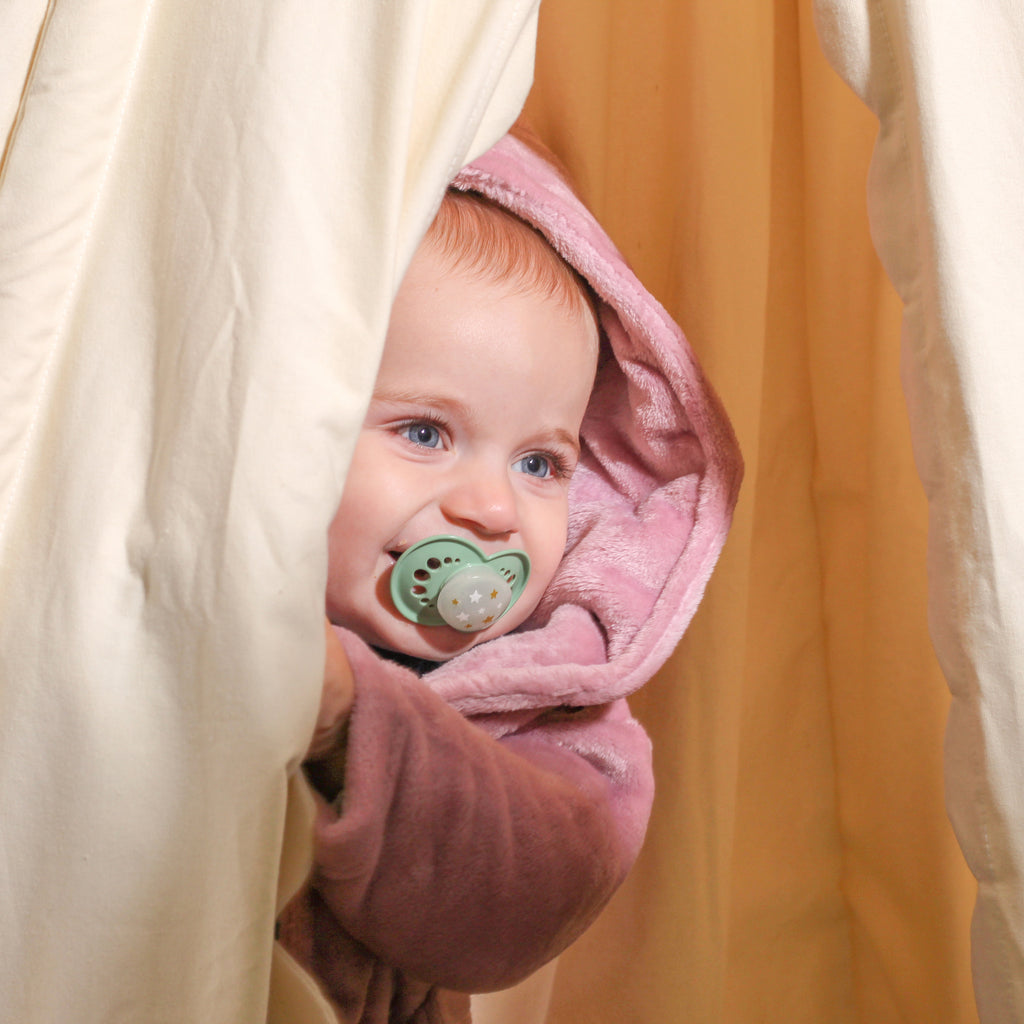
389,536,531,632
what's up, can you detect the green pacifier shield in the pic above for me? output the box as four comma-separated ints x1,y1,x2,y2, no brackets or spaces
390,536,531,632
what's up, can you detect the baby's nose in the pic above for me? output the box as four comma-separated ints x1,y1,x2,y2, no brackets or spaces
440,465,519,538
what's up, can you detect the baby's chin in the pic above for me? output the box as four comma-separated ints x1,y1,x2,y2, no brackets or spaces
370,617,516,663
331,600,533,664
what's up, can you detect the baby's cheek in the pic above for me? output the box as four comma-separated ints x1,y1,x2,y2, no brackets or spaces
529,520,569,599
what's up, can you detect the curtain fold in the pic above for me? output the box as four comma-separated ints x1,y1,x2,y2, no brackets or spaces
0,3,537,1020
512,0,978,1020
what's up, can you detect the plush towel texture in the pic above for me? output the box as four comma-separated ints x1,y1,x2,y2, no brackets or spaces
278,132,741,1023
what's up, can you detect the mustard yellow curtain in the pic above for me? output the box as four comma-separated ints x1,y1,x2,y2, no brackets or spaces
520,0,978,1020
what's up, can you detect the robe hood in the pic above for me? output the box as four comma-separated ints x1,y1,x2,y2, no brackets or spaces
425,132,743,714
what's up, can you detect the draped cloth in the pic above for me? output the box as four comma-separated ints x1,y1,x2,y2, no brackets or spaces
0,2,537,1021
814,3,1024,1020
475,0,1011,1021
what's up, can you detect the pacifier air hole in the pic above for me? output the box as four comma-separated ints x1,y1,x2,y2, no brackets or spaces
389,536,530,632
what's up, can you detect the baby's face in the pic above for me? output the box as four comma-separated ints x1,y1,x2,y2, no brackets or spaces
326,237,599,661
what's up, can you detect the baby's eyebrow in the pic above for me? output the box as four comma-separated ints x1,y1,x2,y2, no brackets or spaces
372,386,580,453
371,387,469,416
543,427,582,455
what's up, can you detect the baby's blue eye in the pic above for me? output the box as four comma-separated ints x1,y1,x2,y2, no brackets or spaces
514,453,552,478
404,423,441,448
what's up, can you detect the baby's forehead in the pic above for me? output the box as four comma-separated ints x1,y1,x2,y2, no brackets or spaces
392,245,601,383
377,234,600,435
387,248,599,363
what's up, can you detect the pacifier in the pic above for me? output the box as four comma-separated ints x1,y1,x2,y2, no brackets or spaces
389,535,531,633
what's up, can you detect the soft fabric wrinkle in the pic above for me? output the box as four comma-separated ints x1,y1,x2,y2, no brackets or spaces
3,4,541,1021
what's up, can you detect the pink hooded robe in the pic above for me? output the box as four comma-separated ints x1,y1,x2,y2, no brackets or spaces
277,133,742,1023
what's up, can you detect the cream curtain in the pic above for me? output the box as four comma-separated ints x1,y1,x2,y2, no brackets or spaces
492,0,981,1020
0,3,537,1021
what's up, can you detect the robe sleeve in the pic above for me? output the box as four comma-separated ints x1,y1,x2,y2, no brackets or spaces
306,628,654,994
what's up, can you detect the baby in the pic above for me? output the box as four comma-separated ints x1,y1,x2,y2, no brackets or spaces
326,185,599,664
279,129,741,1024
